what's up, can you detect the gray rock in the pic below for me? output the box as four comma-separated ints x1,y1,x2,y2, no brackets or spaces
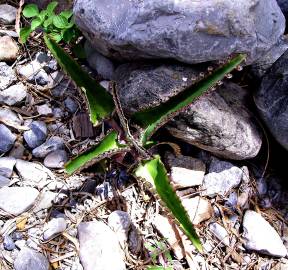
168,82,262,160
36,104,52,116
33,191,58,212
74,0,285,64
43,150,68,168
17,60,49,85
243,210,287,257
0,157,16,177
0,175,10,188
0,186,39,215
32,136,65,158
100,80,110,91
251,36,288,78
64,97,78,113
0,83,27,105
0,4,17,24
0,124,16,154
115,62,262,159
108,211,131,246
166,154,206,188
0,36,19,61
87,50,115,80
0,62,16,90
9,142,25,159
52,107,64,118
15,160,49,185
43,217,67,241
202,158,243,196
78,221,126,270
209,222,230,246
0,29,18,38
108,210,131,234
254,49,288,150
14,247,49,270
0,108,22,126
3,235,15,251
182,197,213,225
23,121,47,149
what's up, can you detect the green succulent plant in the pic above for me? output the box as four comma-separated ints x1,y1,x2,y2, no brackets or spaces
44,34,246,252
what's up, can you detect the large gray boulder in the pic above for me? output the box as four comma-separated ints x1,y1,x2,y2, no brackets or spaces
114,63,262,160
74,0,285,64
254,49,288,150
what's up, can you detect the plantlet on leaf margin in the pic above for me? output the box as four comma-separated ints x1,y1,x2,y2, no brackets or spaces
43,34,246,252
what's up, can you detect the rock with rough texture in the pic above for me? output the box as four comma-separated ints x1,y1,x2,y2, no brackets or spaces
0,62,16,90
74,0,285,64
23,121,47,149
0,36,19,61
3,235,15,251
15,160,49,185
14,247,49,270
0,157,16,178
0,4,17,24
0,108,22,126
251,36,288,78
78,221,126,270
243,210,287,257
182,197,213,225
202,158,243,196
0,186,39,215
0,83,27,105
43,217,67,241
0,124,16,154
32,136,65,158
168,82,262,160
86,49,115,79
254,49,288,150
166,154,206,188
209,222,230,246
43,150,68,168
115,62,262,159
0,175,10,188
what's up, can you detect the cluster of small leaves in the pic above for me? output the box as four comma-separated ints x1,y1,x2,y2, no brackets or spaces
145,240,173,270
20,1,79,44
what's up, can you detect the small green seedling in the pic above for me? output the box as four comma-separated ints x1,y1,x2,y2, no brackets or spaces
20,1,79,44
145,240,173,270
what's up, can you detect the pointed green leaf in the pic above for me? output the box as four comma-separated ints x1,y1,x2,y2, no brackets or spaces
20,27,32,43
135,156,203,252
65,131,127,175
46,1,58,15
44,35,115,125
23,4,39,18
38,10,48,20
60,10,73,19
131,54,246,145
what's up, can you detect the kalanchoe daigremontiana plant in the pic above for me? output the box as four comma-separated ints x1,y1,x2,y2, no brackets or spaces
44,35,246,252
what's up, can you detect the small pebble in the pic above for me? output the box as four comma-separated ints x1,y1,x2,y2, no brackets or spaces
0,62,16,90
36,104,52,116
0,36,18,61
3,235,16,251
0,4,17,24
0,124,16,154
43,217,67,241
44,150,68,168
64,97,78,113
23,121,47,149
0,156,16,177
